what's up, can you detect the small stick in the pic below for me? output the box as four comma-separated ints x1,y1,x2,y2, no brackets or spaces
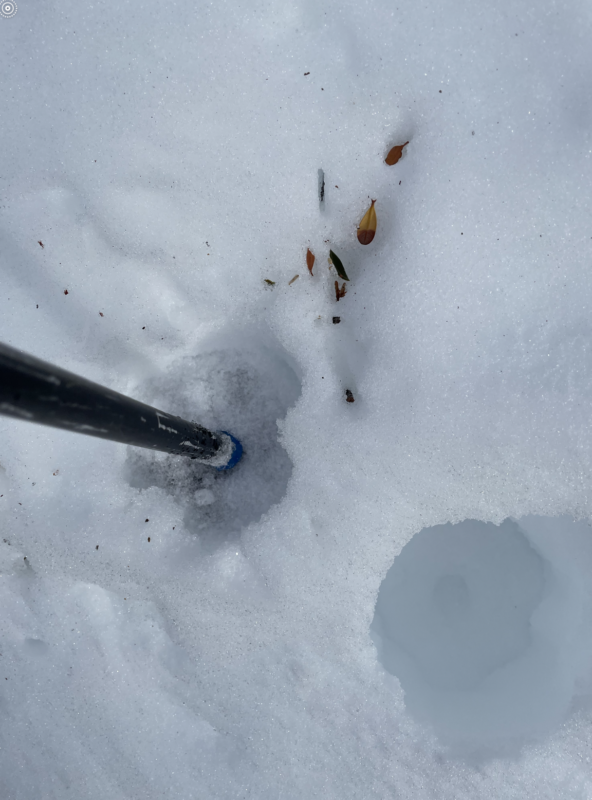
334,281,347,301
318,169,325,205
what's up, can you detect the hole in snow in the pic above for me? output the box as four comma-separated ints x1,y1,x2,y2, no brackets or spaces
125,326,301,553
371,516,592,750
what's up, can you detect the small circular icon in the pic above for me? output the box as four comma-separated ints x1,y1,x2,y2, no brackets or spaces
1,1,17,17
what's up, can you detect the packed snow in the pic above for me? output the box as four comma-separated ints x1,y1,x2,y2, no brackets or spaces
2,0,592,797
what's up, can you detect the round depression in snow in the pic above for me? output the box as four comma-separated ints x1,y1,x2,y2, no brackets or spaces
371,517,592,747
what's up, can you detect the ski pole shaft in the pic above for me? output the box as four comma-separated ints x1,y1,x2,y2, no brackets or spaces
0,341,242,469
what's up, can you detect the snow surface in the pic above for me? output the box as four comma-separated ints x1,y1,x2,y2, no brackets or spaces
2,0,592,796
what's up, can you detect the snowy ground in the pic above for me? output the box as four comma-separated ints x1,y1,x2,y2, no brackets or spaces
2,0,592,797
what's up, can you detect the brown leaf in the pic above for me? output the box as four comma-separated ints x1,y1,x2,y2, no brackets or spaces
345,389,355,403
64,289,69,295
385,141,409,166
306,248,315,276
38,240,44,248
334,281,347,302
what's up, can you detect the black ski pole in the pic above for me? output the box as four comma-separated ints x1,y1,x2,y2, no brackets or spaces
0,341,242,470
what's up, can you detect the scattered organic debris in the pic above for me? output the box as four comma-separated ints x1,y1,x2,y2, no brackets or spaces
306,248,315,276
38,241,44,248
334,281,347,301
304,72,310,76
318,169,325,203
63,289,69,295
99,312,104,317
288,274,299,285
357,200,377,245
329,250,349,281
385,141,409,166
332,316,341,324
264,279,276,286
345,389,355,403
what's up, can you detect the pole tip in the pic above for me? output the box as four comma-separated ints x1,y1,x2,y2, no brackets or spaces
215,431,243,471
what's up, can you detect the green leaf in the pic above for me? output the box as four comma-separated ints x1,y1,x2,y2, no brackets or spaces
329,250,349,281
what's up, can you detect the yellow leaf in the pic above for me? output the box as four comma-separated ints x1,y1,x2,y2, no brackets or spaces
357,200,377,245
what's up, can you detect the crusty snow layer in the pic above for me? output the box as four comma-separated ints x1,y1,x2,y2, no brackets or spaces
2,0,592,797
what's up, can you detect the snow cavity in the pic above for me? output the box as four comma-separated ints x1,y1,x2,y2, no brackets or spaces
126,325,301,552
371,516,592,749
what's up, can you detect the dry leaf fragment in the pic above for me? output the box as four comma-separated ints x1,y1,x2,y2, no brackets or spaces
385,141,409,166
38,240,44,248
289,274,299,285
345,389,355,403
357,200,377,245
306,248,315,276
264,279,276,286
334,281,347,301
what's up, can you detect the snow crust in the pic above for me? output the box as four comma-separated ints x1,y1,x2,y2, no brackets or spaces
2,0,592,796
